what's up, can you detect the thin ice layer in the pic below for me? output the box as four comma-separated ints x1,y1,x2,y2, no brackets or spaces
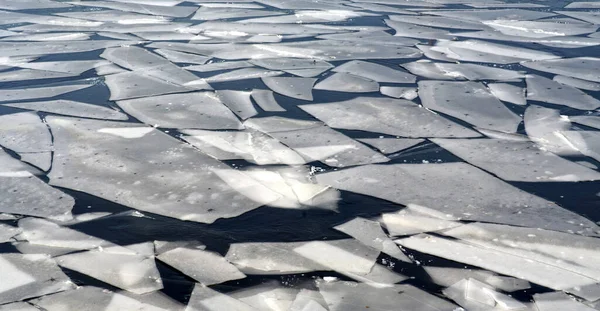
316,162,598,234
488,83,526,106
261,77,316,101
4,100,128,121
314,72,379,93
46,116,270,224
433,138,600,182
300,97,479,138
522,57,600,83
332,60,416,83
216,90,257,120
358,138,423,154
419,81,522,133
524,105,579,155
117,92,243,129
526,74,600,110
0,83,92,102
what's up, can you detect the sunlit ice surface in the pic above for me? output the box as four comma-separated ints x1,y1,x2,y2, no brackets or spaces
0,0,600,310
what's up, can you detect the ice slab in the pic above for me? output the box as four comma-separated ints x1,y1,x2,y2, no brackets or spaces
557,11,600,25
181,129,305,165
56,245,162,294
261,77,316,101
419,81,522,133
117,92,243,129
264,125,390,167
534,292,596,311
0,149,74,220
388,14,490,31
4,100,128,121
561,131,600,163
333,217,411,262
431,39,559,64
17,60,108,75
423,266,531,292
0,112,51,155
0,253,75,305
226,281,301,311
423,9,556,22
288,289,328,311
314,73,379,93
526,74,600,110
433,138,600,182
185,61,253,73
333,60,416,83
358,138,423,154
0,40,139,58
154,49,210,65
31,286,179,311
46,116,267,224
241,10,375,24
379,86,418,100
205,68,283,83
316,162,597,233
398,233,598,291
300,97,480,138
56,10,171,25
215,90,257,120
403,61,525,81
385,20,451,40
0,0,70,10
443,278,528,311
381,211,461,237
0,83,92,102
488,83,526,106
105,71,200,101
317,280,460,311
524,105,579,155
483,20,598,38
570,116,600,130
157,245,245,286
192,7,285,20
554,75,600,92
0,302,37,311
70,1,197,18
251,89,285,112
521,57,600,83
0,68,76,82
0,223,20,243
185,285,258,311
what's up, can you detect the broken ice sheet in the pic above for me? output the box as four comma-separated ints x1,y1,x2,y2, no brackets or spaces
117,92,243,130
431,39,559,64
261,77,316,101
154,49,210,65
423,266,531,292
333,217,411,262
526,74,600,111
31,286,182,311
185,285,258,311
419,80,522,133
0,83,92,102
46,116,268,224
0,149,74,220
482,19,598,38
264,124,390,167
403,61,525,81
524,105,579,156
55,244,163,294
0,68,76,83
0,223,20,243
521,57,600,83
156,244,245,286
104,71,202,101
332,60,416,83
181,128,305,165
4,100,128,121
487,83,526,106
0,112,52,170
314,72,379,93
443,278,528,311
380,211,461,237
554,75,600,92
316,162,598,234
317,280,460,311
561,130,600,163
227,281,302,311
0,253,75,305
300,97,479,138
0,302,37,311
534,292,597,311
251,89,285,112
432,138,600,182
379,86,418,100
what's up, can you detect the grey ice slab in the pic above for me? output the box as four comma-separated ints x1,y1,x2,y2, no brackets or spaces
0,68,76,82
316,162,598,234
534,292,597,311
31,286,180,311
4,100,128,121
157,245,245,286
443,278,528,311
0,112,51,154
570,116,600,130
423,266,530,292
379,86,418,100
17,60,109,75
117,92,243,129
240,10,376,24
403,61,525,81
205,67,283,83
154,49,210,65
317,281,460,311
300,97,479,138
0,41,140,58
192,7,285,20
69,1,197,18
0,302,37,311
522,57,600,83
262,77,316,101
385,20,452,40
554,75,600,92
388,14,490,31
56,245,163,294
46,116,269,224
557,11,600,25
215,90,257,120
0,253,75,305
526,74,600,110
0,224,20,243
314,72,379,93
562,131,600,163
250,89,285,112
419,81,522,133
333,60,416,83
0,149,74,220
380,211,461,237
431,39,559,64
185,285,258,311
0,0,70,10
317,30,420,47
104,71,202,101
0,83,92,102
422,8,556,21
265,125,390,167
483,20,598,38
56,10,171,24
433,139,600,182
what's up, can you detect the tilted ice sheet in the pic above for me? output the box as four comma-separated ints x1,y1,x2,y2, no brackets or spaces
0,112,52,154
0,68,76,82
156,245,245,286
534,292,597,311
422,9,556,22
0,83,92,102
524,105,579,155
17,60,109,75
192,7,285,20
300,97,480,138
117,92,243,129
154,49,210,65
0,41,140,58
333,60,416,83
554,75,600,92
68,1,197,18
358,138,424,154
46,116,269,224
423,266,530,292
419,81,522,133
0,253,75,305
185,285,257,311
482,20,598,38
251,89,285,112
487,83,526,106
432,138,600,182
215,90,257,120
431,39,559,64
379,86,418,100
526,74,600,110
561,131,600,163
314,73,379,93
104,71,203,101
261,77,316,101
316,163,598,234
5,100,128,121
403,61,525,81
0,224,20,243
55,245,163,294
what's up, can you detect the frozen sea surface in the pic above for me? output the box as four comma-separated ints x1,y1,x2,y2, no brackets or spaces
1,0,600,310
